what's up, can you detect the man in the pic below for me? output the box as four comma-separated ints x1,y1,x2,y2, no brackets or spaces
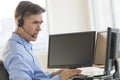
2,1,81,80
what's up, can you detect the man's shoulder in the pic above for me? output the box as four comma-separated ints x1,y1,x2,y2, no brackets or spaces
3,38,25,59
6,38,24,50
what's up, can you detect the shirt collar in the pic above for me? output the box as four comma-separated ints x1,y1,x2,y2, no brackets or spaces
11,32,32,52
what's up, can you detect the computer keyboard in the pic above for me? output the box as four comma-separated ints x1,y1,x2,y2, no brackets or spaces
79,66,104,77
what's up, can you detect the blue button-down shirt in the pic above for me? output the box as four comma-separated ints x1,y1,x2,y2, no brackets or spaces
2,32,60,80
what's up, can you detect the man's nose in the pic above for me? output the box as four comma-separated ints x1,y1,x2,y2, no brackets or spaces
37,25,41,31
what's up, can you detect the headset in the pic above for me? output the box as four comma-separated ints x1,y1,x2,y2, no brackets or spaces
17,7,25,27
18,19,24,27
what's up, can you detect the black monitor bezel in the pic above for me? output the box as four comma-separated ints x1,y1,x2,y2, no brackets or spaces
104,27,119,76
47,31,96,69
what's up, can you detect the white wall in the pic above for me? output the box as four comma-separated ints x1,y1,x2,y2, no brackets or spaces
47,0,92,34
111,0,120,28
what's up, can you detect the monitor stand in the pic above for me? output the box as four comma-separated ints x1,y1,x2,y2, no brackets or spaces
100,59,120,80
112,59,120,78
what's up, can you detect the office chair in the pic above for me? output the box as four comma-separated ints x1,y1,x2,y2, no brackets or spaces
0,59,9,80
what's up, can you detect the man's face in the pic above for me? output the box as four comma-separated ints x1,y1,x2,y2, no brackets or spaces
23,14,43,41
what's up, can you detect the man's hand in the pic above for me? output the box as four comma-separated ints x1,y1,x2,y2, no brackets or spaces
52,69,81,80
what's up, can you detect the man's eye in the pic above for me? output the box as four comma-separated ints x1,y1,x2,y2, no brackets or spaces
33,22,38,24
33,21,43,24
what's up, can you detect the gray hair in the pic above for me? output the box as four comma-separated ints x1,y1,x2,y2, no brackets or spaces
15,1,45,20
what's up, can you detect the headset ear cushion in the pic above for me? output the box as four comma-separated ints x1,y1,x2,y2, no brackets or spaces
18,19,24,27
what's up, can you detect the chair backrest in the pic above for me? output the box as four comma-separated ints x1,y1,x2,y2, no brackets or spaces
0,59,9,80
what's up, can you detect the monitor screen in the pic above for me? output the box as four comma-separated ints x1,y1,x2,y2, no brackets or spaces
48,31,96,68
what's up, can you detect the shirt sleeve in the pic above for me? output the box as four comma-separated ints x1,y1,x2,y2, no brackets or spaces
49,75,60,80
33,75,60,80
44,72,60,80
4,52,61,80
4,52,34,80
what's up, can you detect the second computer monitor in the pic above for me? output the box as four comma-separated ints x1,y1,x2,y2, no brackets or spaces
48,31,96,69
94,27,120,77
94,27,120,65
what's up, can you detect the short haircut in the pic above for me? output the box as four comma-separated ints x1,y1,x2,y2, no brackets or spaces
15,1,45,20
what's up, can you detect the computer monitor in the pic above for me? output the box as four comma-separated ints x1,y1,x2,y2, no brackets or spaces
48,31,96,69
104,27,120,79
95,27,120,79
